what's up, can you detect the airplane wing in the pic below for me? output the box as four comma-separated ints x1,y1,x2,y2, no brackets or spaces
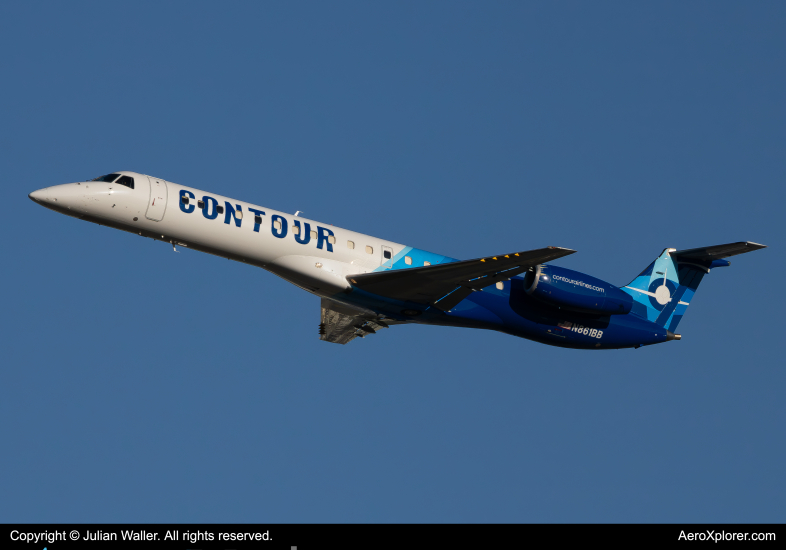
672,241,766,261
319,298,401,344
348,246,576,312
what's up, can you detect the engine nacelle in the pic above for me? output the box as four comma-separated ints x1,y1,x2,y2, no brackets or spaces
523,265,632,315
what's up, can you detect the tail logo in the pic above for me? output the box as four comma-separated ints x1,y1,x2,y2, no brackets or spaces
646,266,677,309
655,284,671,305
647,278,678,311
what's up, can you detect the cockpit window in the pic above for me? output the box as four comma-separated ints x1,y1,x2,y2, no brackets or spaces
92,173,120,183
115,175,134,189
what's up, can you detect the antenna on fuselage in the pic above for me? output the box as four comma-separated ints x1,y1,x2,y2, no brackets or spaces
294,211,303,217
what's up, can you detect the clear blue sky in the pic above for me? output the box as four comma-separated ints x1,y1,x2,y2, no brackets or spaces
1,1,783,522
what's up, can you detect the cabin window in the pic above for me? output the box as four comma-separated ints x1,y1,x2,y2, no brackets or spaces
180,195,189,204
115,175,134,189
496,281,504,290
293,225,300,235
273,220,282,230
405,256,412,265
383,250,392,260
328,235,336,244
198,200,205,209
235,210,242,219
424,261,431,266
310,230,317,239
347,241,355,249
366,245,373,254
216,205,224,215
254,215,262,225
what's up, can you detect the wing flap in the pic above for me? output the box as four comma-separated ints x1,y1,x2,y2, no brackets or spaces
319,298,399,344
348,246,575,309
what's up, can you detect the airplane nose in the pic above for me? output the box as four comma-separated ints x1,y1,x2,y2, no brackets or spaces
29,188,46,203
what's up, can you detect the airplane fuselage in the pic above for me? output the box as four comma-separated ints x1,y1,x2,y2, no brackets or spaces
28,171,692,349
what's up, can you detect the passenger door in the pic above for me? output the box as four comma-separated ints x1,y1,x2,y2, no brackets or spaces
145,176,168,221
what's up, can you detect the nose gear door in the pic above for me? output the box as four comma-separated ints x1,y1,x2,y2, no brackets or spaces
146,176,168,221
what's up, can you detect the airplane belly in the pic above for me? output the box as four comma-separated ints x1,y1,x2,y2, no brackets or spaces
269,255,351,295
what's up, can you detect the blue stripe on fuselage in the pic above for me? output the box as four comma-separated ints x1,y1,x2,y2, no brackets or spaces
372,246,457,272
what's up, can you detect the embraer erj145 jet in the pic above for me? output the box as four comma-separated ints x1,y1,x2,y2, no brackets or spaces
29,171,765,349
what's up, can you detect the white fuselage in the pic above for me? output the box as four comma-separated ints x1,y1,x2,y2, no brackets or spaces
29,171,416,299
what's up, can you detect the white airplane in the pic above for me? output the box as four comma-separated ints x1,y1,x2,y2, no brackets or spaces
29,171,764,349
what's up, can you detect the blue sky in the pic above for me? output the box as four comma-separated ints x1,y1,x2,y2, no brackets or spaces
1,2,783,522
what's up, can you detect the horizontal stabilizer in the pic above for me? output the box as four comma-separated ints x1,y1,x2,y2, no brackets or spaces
673,241,766,261
348,246,576,311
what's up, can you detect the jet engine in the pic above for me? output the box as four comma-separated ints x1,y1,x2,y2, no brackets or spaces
523,265,633,315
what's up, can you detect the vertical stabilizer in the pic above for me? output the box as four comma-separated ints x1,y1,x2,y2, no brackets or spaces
622,242,765,331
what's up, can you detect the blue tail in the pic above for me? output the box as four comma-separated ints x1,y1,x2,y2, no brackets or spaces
622,242,765,331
